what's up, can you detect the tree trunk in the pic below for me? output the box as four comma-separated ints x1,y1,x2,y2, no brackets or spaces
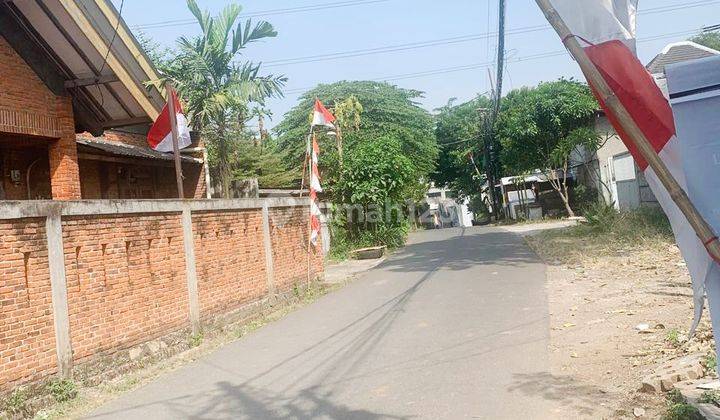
560,192,575,218
217,122,231,199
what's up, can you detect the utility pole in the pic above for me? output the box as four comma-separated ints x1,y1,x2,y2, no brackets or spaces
482,0,506,220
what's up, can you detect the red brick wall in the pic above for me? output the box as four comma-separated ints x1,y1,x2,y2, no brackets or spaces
269,207,324,293
193,210,268,319
0,36,80,200
0,219,57,393
61,214,189,362
0,203,323,393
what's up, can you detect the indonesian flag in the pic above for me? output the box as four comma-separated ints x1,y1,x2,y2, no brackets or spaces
545,0,720,341
309,134,322,247
312,99,336,128
147,88,192,153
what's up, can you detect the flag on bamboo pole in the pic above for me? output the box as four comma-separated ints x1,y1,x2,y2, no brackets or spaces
544,0,719,337
312,99,336,129
309,134,322,246
147,88,192,153
307,99,335,247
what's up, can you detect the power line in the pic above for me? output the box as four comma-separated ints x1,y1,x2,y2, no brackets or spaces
132,0,391,30
282,27,704,95
262,0,719,68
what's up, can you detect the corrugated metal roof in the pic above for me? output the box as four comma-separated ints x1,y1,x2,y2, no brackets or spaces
647,41,720,75
77,138,200,164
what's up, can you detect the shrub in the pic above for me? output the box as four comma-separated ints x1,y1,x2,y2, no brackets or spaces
3,387,30,417
663,389,703,420
578,204,672,243
47,378,77,403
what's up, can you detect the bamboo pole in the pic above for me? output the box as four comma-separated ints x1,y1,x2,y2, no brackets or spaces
534,0,720,262
306,132,316,285
165,82,184,199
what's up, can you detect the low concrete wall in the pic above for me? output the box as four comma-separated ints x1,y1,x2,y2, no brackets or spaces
0,199,323,392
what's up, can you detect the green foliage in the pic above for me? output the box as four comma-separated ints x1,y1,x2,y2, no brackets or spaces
666,329,681,347
582,201,618,228
663,402,703,420
162,0,286,130
331,136,414,250
145,0,287,197
204,121,298,189
276,82,434,254
3,387,30,417
690,31,720,51
497,79,599,216
578,205,672,243
498,79,599,175
275,81,437,186
663,389,703,420
335,136,414,205
47,379,77,403
705,354,718,373
189,332,204,347
431,96,492,199
698,389,720,405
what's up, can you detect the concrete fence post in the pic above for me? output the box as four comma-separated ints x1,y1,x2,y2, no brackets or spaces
181,207,201,334
261,202,277,299
45,209,73,378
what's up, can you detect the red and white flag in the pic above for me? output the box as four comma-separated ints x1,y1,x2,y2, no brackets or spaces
545,0,719,338
307,99,335,247
147,88,192,153
309,134,323,246
312,99,336,129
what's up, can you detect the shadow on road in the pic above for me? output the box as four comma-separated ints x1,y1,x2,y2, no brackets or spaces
507,372,613,417
377,227,541,273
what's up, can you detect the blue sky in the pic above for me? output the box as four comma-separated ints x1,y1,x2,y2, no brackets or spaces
113,0,720,129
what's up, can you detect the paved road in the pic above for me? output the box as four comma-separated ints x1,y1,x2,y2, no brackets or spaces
90,227,559,419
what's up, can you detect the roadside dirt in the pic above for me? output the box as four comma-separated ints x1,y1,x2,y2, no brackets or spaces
524,225,716,419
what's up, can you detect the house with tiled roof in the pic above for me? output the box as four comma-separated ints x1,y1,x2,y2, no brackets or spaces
0,0,208,200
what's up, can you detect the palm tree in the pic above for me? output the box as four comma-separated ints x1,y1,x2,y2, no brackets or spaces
249,106,273,146
162,0,286,197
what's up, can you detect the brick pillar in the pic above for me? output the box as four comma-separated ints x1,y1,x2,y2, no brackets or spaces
48,97,81,200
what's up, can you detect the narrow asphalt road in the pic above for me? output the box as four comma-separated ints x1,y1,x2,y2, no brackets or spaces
90,226,559,419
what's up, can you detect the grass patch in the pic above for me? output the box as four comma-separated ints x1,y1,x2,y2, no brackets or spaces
3,386,31,418
666,329,681,348
705,354,717,373
526,206,674,264
662,389,703,420
188,332,204,348
698,390,720,405
47,379,77,403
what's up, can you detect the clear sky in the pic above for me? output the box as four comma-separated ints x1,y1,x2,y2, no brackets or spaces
112,0,720,129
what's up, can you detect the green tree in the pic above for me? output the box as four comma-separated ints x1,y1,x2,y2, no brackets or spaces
334,136,415,248
432,96,493,199
157,0,287,197
690,31,720,51
204,112,298,189
497,79,599,217
274,81,437,192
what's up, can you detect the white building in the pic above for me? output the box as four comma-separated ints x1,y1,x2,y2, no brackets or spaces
424,185,474,228
587,41,720,210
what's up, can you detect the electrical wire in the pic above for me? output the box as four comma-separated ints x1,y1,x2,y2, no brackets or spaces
260,0,719,68
98,0,124,107
132,0,391,30
282,27,705,95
